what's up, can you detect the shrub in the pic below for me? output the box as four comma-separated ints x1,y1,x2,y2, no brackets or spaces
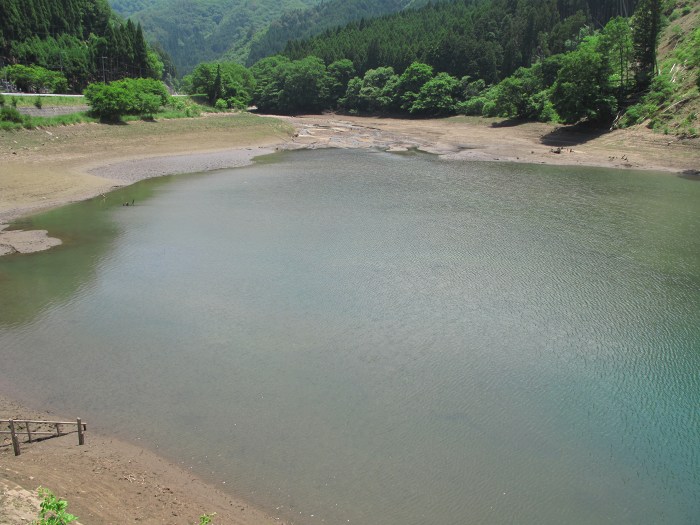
0,106,23,123
618,103,647,127
0,94,4,107
1,64,68,93
35,488,78,525
34,97,43,109
227,97,247,110
456,96,486,115
84,78,169,121
214,98,228,110
481,99,499,117
529,91,560,122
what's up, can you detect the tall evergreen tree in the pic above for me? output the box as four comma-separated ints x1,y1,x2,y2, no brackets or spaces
1,0,162,91
631,0,661,89
211,64,223,104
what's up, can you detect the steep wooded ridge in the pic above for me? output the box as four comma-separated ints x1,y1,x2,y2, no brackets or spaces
246,0,435,66
110,0,160,15
108,0,324,76
284,0,641,81
0,0,161,90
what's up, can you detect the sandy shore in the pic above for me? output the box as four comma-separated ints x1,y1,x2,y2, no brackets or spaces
1,112,699,523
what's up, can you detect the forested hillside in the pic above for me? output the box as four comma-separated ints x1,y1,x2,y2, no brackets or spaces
109,0,159,16
246,0,434,66
113,0,324,75
1,0,162,91
284,0,640,81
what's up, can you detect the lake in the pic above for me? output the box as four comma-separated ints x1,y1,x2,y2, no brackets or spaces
1,149,699,524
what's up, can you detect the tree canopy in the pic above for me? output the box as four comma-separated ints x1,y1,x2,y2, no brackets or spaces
1,0,163,92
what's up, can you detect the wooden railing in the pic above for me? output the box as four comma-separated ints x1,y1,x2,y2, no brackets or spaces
0,418,86,456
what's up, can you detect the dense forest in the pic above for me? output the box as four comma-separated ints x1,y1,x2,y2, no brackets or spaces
247,0,434,66
180,0,697,135
109,0,159,15
2,0,697,134
110,0,324,75
284,0,641,81
0,0,162,91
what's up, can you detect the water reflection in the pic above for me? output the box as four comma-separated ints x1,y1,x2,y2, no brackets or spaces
0,178,166,326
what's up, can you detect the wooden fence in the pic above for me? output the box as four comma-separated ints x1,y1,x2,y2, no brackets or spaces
0,418,86,456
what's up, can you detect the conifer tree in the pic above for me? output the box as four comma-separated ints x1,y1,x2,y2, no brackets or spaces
631,0,661,89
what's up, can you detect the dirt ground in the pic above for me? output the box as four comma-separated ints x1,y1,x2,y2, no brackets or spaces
1,112,698,523
0,395,281,525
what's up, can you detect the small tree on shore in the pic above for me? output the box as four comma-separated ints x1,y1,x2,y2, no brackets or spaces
84,78,170,121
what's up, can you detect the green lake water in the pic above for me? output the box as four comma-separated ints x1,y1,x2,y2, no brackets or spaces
1,149,699,524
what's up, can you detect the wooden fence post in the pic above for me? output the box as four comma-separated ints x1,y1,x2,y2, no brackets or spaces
9,419,20,456
26,422,32,443
77,418,84,446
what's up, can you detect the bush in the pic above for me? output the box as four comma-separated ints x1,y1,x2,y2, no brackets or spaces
0,106,23,123
456,96,486,115
619,74,675,128
34,96,43,109
0,94,5,107
84,78,170,121
227,97,248,110
214,98,228,110
618,103,648,127
35,488,78,525
1,64,68,93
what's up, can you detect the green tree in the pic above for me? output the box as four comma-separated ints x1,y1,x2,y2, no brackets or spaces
632,0,662,89
2,65,68,93
326,59,356,107
212,65,223,104
339,76,363,112
356,67,400,113
410,72,459,115
397,62,434,111
187,62,255,108
250,55,291,112
603,17,633,100
551,36,616,123
279,56,330,112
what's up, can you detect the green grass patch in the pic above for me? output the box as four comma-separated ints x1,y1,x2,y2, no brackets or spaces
2,94,86,107
0,111,96,130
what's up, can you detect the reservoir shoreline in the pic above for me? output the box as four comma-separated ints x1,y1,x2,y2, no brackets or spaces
2,113,699,227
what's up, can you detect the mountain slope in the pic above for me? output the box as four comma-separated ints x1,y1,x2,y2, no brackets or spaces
109,0,323,75
246,0,435,66
1,0,159,91
109,0,159,16
283,0,640,81
622,1,700,136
